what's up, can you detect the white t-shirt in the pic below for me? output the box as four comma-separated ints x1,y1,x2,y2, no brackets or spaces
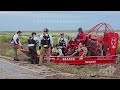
11,34,22,46
52,48,63,56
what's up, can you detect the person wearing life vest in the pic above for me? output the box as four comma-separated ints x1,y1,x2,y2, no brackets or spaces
52,44,63,56
58,33,68,55
11,31,23,61
28,32,39,64
39,28,53,65
75,28,86,45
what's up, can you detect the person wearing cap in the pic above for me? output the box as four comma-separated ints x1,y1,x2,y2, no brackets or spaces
75,28,86,45
11,31,23,61
28,32,39,64
58,33,68,55
39,28,53,65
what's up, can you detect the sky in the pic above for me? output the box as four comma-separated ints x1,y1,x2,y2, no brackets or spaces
0,11,119,31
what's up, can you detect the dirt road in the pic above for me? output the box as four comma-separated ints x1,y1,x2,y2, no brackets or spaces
0,59,47,79
0,57,79,79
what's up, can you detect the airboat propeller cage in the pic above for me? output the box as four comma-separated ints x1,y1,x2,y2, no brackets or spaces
86,22,114,34
86,22,119,56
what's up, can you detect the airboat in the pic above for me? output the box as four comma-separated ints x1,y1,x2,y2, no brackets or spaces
20,22,119,64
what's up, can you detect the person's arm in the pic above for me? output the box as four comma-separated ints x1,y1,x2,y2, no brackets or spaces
39,35,43,47
34,37,39,43
39,35,43,49
50,35,53,47
18,39,22,46
65,38,68,46
70,49,78,56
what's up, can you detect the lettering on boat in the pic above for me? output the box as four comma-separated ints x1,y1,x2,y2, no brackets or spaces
62,58,75,61
85,61,96,64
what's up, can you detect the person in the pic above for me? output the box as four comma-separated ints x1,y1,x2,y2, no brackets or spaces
52,44,63,56
28,32,39,64
11,31,23,61
75,28,86,45
58,33,67,55
70,43,88,57
39,28,53,65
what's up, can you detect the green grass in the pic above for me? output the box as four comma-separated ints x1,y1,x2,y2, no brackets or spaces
116,41,120,54
5,49,23,57
19,36,28,44
0,35,11,43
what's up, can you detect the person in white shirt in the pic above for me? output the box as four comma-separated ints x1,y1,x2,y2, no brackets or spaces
11,31,23,61
52,44,63,56
39,28,53,65
58,33,68,55
28,32,39,64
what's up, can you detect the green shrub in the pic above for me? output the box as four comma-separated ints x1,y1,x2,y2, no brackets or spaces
52,34,59,37
19,37,28,44
65,35,73,40
0,35,11,42
116,41,120,54
53,37,58,46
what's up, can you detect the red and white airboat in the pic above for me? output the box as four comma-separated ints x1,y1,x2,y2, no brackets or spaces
20,22,119,65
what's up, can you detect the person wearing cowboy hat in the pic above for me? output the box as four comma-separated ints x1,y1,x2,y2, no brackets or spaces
39,28,53,65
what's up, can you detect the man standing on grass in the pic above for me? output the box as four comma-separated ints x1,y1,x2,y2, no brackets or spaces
39,28,53,65
11,31,23,61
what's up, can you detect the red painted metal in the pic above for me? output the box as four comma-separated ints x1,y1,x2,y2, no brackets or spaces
20,49,118,65
20,22,119,65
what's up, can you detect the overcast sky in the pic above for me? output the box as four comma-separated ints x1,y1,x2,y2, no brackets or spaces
0,11,119,31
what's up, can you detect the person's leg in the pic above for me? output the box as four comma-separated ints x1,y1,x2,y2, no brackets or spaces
33,46,39,64
39,47,45,65
62,48,65,55
46,48,50,63
13,44,18,60
29,47,34,64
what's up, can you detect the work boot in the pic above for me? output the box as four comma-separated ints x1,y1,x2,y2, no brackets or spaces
31,59,34,64
14,58,20,61
35,58,39,64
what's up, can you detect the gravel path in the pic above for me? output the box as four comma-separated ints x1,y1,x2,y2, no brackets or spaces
0,59,46,79
0,57,79,79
